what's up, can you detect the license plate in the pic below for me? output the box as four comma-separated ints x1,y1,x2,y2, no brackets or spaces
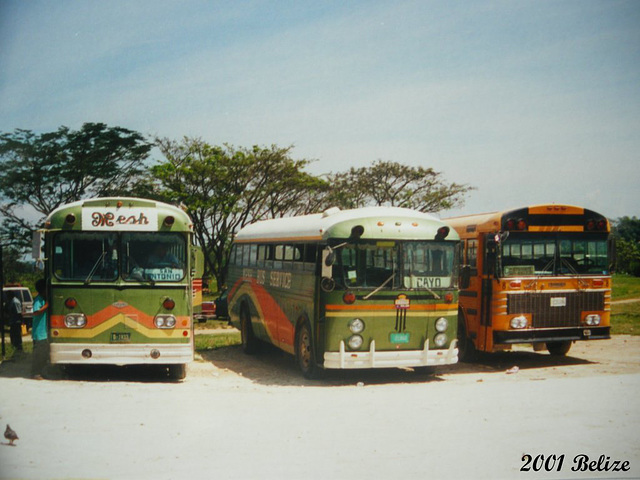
390,332,410,344
550,297,567,307
110,332,131,343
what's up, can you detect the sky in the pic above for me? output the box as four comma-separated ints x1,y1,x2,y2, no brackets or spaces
1,0,639,220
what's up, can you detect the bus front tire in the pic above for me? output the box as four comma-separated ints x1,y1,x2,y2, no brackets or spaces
168,364,186,380
546,341,572,356
296,320,320,380
240,306,259,354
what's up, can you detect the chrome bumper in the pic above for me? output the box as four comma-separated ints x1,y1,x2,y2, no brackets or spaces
50,343,193,365
323,339,458,369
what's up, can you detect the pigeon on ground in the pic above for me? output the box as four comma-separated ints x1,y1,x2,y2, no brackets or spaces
4,424,18,446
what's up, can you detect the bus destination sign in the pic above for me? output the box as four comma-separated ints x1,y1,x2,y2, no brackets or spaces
82,207,158,231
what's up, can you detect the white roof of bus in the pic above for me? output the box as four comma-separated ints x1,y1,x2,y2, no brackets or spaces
45,197,187,221
235,206,447,242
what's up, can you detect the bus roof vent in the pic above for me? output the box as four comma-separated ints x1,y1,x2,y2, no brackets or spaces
322,207,341,218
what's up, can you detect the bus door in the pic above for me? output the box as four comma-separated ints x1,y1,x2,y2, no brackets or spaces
477,233,498,351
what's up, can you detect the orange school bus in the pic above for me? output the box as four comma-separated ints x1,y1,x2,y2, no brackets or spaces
445,204,612,359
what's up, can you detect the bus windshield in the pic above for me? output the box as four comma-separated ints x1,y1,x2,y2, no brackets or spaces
53,232,119,282
52,231,187,282
123,232,187,282
333,240,456,290
500,233,609,276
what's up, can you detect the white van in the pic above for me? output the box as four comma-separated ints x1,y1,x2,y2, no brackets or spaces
3,285,34,329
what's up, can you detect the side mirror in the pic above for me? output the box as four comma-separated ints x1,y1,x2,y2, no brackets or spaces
325,251,336,267
321,249,334,279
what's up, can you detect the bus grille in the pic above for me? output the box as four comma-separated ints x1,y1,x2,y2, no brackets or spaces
507,291,604,328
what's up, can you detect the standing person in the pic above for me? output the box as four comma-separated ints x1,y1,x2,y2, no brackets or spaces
6,291,23,353
31,279,49,380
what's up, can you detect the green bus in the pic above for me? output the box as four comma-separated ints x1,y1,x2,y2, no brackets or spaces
35,197,203,379
227,206,461,378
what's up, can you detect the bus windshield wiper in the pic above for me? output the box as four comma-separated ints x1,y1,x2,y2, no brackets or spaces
85,251,107,284
541,258,555,275
561,258,587,288
364,273,395,300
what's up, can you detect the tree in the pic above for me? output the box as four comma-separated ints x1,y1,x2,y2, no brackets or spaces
612,216,640,276
151,138,326,286
324,160,473,212
0,123,152,249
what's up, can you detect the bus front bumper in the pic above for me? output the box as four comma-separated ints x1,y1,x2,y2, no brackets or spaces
323,339,458,369
50,343,193,365
494,326,611,345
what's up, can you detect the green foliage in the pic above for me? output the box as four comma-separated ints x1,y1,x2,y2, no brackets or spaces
612,274,640,300
0,123,152,250
612,217,640,276
325,160,474,213
1,248,40,287
151,138,328,284
611,301,640,335
194,332,241,351
610,274,640,335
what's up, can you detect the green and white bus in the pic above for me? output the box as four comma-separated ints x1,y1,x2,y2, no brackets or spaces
227,206,461,378
35,197,203,379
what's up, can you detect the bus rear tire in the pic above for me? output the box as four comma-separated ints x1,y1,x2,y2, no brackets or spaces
457,311,477,362
296,320,320,379
546,341,572,356
240,306,259,355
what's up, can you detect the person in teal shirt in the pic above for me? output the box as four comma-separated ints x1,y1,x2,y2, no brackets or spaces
31,279,48,380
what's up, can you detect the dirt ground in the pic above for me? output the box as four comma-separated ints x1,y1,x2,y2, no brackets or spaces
1,335,639,480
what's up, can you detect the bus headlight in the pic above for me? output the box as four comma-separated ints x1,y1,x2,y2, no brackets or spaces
64,313,87,328
434,333,448,348
154,315,177,329
348,318,365,334
584,314,601,326
347,335,363,350
510,315,528,329
435,317,448,333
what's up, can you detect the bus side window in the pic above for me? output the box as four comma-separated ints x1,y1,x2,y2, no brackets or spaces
264,244,274,269
484,235,497,277
257,245,268,268
467,239,478,269
274,245,284,270
304,244,318,272
292,244,304,271
249,244,258,267
241,244,252,267
229,245,238,266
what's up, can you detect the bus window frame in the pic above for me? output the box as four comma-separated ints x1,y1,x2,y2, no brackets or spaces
52,231,120,283
122,231,188,283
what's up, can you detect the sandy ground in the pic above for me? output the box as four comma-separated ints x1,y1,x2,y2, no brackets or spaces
1,335,639,480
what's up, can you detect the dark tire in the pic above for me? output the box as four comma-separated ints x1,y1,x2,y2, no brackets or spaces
413,366,435,375
240,306,259,354
457,310,477,362
546,341,572,356
296,320,320,379
168,364,187,380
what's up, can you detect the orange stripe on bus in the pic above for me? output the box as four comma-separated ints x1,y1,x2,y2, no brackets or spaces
528,205,584,215
528,226,584,232
325,303,453,311
50,304,190,330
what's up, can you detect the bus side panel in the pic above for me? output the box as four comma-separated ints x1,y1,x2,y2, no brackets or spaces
227,268,315,355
